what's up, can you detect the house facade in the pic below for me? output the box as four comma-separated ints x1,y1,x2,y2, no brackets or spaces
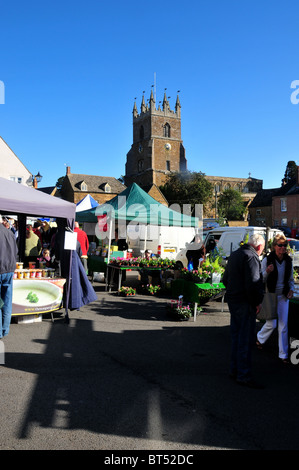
0,136,32,186
249,166,299,232
272,175,299,230
60,167,126,205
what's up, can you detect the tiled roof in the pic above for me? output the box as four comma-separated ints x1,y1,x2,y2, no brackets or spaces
249,178,299,208
249,188,281,207
66,174,126,193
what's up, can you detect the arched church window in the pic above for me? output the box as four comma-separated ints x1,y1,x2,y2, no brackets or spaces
139,125,144,140
138,159,144,171
163,123,171,138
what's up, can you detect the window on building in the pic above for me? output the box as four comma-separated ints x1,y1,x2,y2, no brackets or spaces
281,198,287,212
10,176,22,184
80,181,87,191
256,209,261,215
273,220,279,227
138,160,144,171
281,218,287,226
166,160,170,171
104,183,111,193
163,123,171,138
139,125,144,140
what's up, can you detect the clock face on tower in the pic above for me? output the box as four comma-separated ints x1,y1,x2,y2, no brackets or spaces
164,143,171,150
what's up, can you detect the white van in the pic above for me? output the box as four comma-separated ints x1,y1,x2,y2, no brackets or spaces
126,224,198,259
204,226,283,257
175,226,284,268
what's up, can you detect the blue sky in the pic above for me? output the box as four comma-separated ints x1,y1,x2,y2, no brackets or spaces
1,0,299,190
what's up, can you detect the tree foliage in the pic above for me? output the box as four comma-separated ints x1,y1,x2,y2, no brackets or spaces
217,188,245,221
55,176,65,190
283,161,297,184
159,171,213,214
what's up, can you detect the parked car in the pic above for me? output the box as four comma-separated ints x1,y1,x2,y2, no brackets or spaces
287,238,299,250
286,238,299,267
175,226,283,268
274,226,299,239
126,224,198,259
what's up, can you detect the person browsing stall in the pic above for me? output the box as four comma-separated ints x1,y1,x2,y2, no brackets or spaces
186,234,205,270
256,234,294,364
223,233,265,388
0,215,17,338
74,221,89,271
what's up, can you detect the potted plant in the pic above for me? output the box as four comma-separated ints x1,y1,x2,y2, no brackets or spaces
173,304,196,320
118,286,136,296
167,301,199,321
143,284,161,295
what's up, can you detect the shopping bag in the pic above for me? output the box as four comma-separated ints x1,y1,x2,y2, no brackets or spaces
257,292,277,321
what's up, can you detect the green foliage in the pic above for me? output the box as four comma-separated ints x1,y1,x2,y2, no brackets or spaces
283,161,297,184
217,188,245,220
159,171,213,213
55,176,65,190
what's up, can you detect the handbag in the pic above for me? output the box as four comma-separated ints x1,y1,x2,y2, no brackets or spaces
257,290,278,321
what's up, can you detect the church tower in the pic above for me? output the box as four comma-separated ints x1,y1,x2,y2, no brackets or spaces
125,90,187,189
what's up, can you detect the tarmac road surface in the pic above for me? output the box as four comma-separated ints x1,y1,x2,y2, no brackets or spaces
1,273,299,452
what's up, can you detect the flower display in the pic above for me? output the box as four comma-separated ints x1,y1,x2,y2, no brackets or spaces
110,256,176,269
142,284,161,294
118,286,136,296
167,301,199,320
180,255,224,283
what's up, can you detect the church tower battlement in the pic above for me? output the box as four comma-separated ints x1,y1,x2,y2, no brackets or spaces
125,89,187,189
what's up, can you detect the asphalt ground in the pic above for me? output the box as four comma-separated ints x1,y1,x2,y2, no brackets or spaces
1,271,299,453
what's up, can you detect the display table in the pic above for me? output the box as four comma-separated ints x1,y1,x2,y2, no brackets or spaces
12,278,66,322
87,255,108,280
88,252,127,281
105,264,164,292
171,279,226,321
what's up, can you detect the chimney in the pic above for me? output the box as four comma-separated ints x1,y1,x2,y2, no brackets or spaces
66,166,71,175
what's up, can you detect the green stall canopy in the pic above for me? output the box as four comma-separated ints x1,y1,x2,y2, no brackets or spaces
76,183,200,227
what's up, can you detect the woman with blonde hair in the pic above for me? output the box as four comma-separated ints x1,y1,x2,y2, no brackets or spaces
256,234,294,363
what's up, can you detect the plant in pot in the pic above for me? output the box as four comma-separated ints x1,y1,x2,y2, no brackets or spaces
118,286,136,296
143,284,161,295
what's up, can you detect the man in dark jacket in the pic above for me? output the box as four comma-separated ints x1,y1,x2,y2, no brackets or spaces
223,233,265,388
0,217,17,338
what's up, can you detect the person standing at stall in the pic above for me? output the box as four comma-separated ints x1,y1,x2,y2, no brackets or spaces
74,221,89,272
186,234,205,270
256,234,294,363
223,233,265,388
0,215,17,338
25,224,42,265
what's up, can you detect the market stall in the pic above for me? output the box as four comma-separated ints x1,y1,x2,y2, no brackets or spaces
76,182,200,275
171,278,225,321
0,177,97,321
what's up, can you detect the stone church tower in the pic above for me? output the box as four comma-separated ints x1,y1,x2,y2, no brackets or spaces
125,90,187,189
